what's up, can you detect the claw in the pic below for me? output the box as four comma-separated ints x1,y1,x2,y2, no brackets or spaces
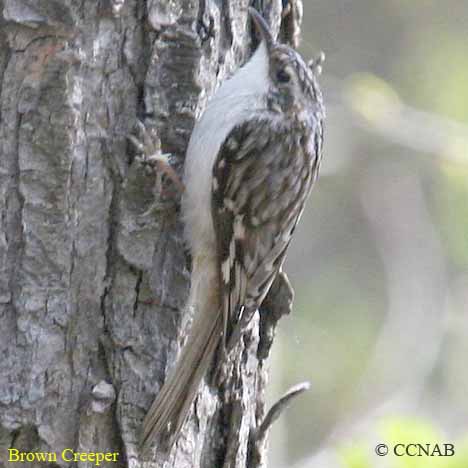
128,135,145,153
137,120,160,153
308,51,325,76
128,121,185,192
136,119,146,134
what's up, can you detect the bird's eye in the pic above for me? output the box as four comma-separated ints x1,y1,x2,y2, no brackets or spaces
276,69,291,83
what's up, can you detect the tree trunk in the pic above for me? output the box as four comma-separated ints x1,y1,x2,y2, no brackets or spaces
0,1,300,467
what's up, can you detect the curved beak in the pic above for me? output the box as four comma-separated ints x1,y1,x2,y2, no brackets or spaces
248,7,274,50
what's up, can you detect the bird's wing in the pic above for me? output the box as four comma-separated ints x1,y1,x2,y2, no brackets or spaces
211,115,320,339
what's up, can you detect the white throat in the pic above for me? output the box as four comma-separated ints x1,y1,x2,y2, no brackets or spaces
183,42,270,255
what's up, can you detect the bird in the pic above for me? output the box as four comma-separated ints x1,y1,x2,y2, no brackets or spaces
140,6,325,453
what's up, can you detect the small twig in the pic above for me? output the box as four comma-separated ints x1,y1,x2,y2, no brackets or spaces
248,382,311,467
257,381,311,443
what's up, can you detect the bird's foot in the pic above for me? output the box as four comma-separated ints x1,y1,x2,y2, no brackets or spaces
128,120,185,193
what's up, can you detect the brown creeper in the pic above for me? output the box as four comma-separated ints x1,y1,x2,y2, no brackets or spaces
141,7,324,452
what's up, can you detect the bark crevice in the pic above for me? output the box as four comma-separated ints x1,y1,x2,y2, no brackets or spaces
0,2,302,467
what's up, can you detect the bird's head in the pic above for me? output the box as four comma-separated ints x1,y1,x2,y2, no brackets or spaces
249,7,324,119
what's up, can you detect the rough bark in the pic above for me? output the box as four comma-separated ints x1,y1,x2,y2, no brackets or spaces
0,1,300,467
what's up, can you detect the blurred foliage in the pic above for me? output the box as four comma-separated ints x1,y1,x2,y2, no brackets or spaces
434,165,468,269
399,32,468,124
345,73,402,124
269,1,468,468
339,417,468,468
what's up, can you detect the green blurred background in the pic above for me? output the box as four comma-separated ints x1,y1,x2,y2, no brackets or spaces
268,1,468,467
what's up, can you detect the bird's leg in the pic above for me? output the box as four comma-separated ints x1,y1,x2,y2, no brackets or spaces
128,120,185,193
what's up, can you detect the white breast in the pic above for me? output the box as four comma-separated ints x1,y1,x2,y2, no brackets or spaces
182,42,270,256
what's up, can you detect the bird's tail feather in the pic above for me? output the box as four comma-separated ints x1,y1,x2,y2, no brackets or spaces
141,257,221,453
